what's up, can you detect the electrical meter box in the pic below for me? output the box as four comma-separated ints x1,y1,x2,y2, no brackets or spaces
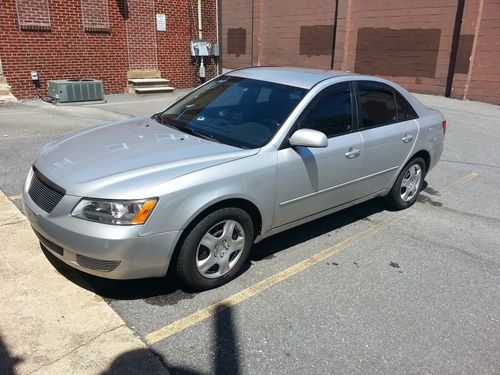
190,40,212,56
212,44,220,57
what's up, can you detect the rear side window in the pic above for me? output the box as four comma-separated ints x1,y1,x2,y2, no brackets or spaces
356,81,396,128
395,92,418,121
298,82,352,138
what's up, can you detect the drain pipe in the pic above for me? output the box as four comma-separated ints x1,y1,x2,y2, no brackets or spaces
197,0,203,39
197,0,206,82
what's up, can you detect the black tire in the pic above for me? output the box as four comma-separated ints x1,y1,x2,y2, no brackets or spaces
175,207,254,291
385,156,426,210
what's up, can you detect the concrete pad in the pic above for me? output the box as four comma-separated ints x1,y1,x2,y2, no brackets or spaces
0,191,167,374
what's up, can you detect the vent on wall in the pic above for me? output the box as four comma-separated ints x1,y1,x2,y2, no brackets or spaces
47,79,104,103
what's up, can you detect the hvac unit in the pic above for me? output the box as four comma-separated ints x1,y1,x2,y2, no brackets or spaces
47,79,104,103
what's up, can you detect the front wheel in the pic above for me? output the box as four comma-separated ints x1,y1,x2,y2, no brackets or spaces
175,207,254,291
385,157,426,210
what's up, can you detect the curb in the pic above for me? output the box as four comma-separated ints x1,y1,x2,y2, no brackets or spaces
0,192,167,374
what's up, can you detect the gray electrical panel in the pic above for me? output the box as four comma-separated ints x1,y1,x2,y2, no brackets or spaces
212,44,220,57
48,79,104,103
190,40,212,56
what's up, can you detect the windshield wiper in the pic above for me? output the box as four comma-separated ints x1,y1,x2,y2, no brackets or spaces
180,126,221,143
154,112,220,144
152,112,167,125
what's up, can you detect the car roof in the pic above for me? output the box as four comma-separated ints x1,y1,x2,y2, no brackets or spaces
226,67,357,89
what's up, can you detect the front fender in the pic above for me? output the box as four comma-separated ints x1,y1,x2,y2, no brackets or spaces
139,149,278,237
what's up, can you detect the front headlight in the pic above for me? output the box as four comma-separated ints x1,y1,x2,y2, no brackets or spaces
71,198,158,225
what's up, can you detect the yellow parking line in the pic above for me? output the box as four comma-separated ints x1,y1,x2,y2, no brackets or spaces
145,220,394,345
145,171,479,345
439,172,478,194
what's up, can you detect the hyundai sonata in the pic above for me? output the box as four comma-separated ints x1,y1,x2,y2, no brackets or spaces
23,67,445,290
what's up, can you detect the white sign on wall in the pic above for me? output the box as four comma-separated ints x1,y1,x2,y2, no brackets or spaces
156,14,166,32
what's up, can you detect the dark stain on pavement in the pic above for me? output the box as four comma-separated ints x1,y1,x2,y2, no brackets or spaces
389,261,400,268
424,186,440,195
144,289,196,306
418,195,444,207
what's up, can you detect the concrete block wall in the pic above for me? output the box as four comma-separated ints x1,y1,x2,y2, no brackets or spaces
222,0,500,105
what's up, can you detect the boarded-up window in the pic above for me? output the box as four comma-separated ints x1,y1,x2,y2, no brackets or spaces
299,25,333,56
15,0,51,31
81,0,110,32
355,28,441,78
227,28,247,56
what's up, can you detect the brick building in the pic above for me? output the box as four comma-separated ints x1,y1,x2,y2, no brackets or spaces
222,0,500,105
0,0,220,100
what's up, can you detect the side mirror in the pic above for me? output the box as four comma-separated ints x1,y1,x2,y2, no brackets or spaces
289,129,328,148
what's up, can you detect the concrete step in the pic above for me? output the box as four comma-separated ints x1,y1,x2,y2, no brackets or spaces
0,84,12,96
0,94,18,103
0,83,17,103
128,78,170,86
134,86,175,94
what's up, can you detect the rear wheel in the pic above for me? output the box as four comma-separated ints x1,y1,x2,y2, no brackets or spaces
176,207,254,291
386,157,426,210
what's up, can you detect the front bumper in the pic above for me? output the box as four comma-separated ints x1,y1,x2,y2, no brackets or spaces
23,172,182,279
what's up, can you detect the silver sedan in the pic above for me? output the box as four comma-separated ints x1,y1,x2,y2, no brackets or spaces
23,67,445,290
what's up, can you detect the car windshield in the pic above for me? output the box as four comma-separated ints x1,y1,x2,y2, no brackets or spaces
160,75,307,149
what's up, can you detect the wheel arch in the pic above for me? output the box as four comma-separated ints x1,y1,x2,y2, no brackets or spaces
410,149,431,172
167,197,263,276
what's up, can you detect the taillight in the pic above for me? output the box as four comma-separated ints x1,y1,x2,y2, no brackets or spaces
442,120,447,134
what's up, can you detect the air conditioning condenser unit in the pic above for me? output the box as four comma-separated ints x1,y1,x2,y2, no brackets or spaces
48,79,104,103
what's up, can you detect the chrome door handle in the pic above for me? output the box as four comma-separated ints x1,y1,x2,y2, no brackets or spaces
345,147,360,159
402,134,413,143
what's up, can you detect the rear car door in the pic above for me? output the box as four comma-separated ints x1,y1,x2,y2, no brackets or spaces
354,81,419,196
274,82,365,227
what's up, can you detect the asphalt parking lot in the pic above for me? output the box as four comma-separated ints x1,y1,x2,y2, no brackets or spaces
0,92,499,374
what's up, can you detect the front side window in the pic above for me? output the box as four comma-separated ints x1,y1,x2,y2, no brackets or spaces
356,81,397,128
297,82,352,138
160,76,307,149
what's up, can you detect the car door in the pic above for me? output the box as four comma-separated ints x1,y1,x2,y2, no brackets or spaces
273,82,365,228
354,81,419,197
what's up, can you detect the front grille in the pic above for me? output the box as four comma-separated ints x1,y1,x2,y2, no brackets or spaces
28,169,65,213
76,254,121,272
34,229,64,256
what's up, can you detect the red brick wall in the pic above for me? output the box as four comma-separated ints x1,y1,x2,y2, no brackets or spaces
0,0,218,99
81,0,110,32
126,0,157,70
155,0,218,88
15,0,51,31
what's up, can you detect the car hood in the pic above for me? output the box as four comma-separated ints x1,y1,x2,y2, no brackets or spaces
34,116,258,198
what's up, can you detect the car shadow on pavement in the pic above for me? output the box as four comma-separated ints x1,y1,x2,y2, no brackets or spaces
41,198,387,301
250,198,386,261
0,334,23,375
100,302,240,375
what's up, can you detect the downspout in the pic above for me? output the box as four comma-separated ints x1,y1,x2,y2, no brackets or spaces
216,0,222,74
445,0,466,97
198,0,203,39
197,0,205,81
464,0,484,100
330,0,339,70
